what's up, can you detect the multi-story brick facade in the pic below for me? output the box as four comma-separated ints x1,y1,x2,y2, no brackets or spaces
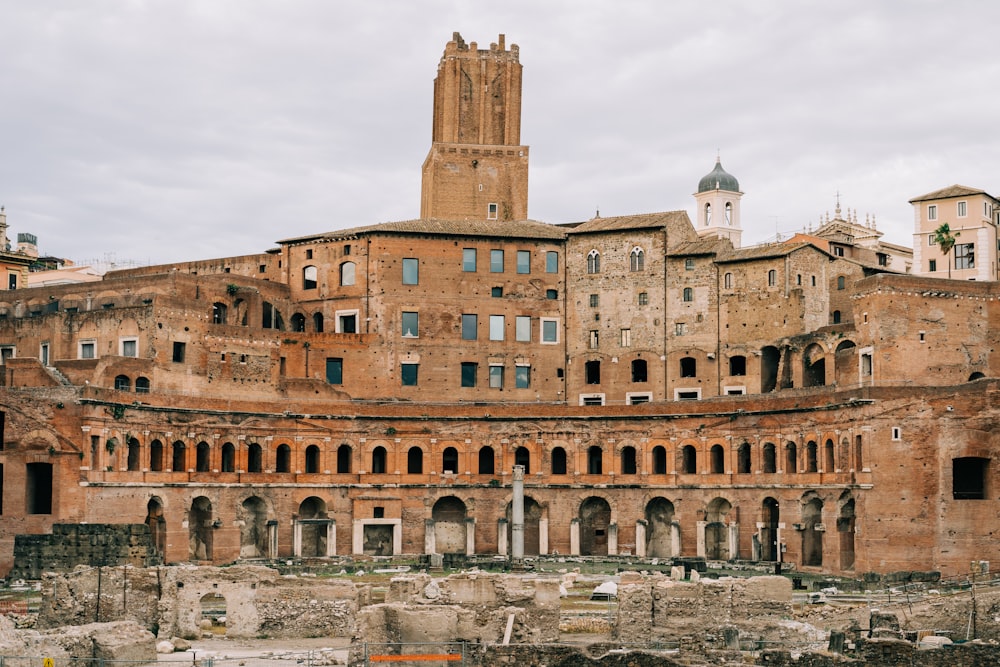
0,34,996,580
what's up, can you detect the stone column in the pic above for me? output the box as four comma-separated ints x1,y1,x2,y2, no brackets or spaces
392,521,402,555
424,519,436,555
497,518,509,556
465,517,476,555
671,521,681,557
635,520,647,557
292,520,303,557
752,522,763,561
570,518,581,556
267,520,278,560
608,523,618,556
696,520,707,558
538,517,549,555
728,522,740,560
777,522,785,563
352,520,363,555
326,520,337,557
511,465,525,560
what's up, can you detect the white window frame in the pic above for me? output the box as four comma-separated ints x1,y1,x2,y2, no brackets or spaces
859,346,874,381
119,337,138,358
674,388,702,400
487,203,498,220
928,234,937,246
579,393,606,406
626,392,652,405
0,345,14,363
540,317,559,344
79,339,97,360
723,385,746,395
335,309,360,334
891,427,902,441
928,204,937,221
620,328,631,347
957,201,967,218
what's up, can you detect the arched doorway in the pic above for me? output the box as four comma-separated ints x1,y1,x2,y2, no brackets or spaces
189,496,213,561
838,491,855,570
645,497,675,558
705,497,732,560
579,497,611,556
432,496,467,554
801,493,824,567
145,497,166,557
761,346,780,392
506,496,542,556
200,592,227,636
803,343,826,387
761,497,779,562
299,496,329,557
239,496,268,558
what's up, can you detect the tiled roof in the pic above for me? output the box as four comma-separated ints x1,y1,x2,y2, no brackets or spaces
566,211,695,237
665,238,732,257
278,218,568,244
909,185,992,203
716,241,826,264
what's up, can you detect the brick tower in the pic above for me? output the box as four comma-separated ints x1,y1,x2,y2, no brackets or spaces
420,33,529,222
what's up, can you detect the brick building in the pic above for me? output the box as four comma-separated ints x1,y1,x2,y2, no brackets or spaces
0,33,997,579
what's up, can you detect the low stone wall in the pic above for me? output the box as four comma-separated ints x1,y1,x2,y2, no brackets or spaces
11,523,161,580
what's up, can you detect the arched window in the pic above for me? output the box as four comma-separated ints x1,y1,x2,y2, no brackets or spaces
442,447,459,474
587,250,601,274
652,446,667,474
478,446,495,474
837,275,846,290
620,446,637,474
127,438,141,471
630,247,645,272
704,202,712,226
725,202,732,225
135,376,150,393
171,441,185,472
767,269,777,287
683,287,693,302
303,265,318,290
371,446,387,474
681,445,697,474
336,444,351,473
290,313,306,332
806,441,818,473
305,445,321,473
150,440,163,472
763,443,776,473
631,359,647,383
551,447,567,475
785,442,798,473
114,375,131,391
313,312,324,333
680,357,697,378
212,302,228,324
824,439,835,471
514,446,531,474
737,442,751,474
248,443,263,473
340,262,356,286
587,446,602,474
710,445,725,474
724,272,733,289
221,442,235,472
196,442,210,472
276,444,291,473
832,310,841,324
407,446,423,474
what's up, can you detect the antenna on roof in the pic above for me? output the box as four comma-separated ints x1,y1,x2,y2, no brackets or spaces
595,206,600,219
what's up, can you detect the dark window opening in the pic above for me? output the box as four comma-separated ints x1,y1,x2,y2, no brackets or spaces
336,444,351,473
631,359,647,383
652,446,667,474
680,357,696,377
551,447,567,475
25,462,52,514
371,447,386,474
514,446,530,474
621,446,637,474
585,360,601,384
326,358,343,385
407,447,423,474
587,446,602,474
478,446,495,474
305,445,320,473
681,445,697,474
729,355,746,376
953,457,989,499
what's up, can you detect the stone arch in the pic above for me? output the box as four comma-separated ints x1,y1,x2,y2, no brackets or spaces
785,441,797,473
371,446,387,474
762,442,776,473
305,444,321,473
803,343,826,387
247,443,263,473
705,497,733,560
514,446,530,474
837,490,855,570
239,496,269,559
801,492,824,567
737,442,751,474
478,446,495,474
824,439,835,471
221,442,235,473
442,446,459,474
407,446,423,474
620,445,637,475
587,445,603,474
432,496,467,554
679,444,697,474
710,444,725,474
579,496,612,556
171,440,186,472
299,496,328,557
761,497,780,561
652,445,667,474
834,340,857,385
146,496,166,557
189,496,213,561
196,441,211,472
150,439,164,472
550,446,567,475
805,440,818,473
336,443,351,473
645,497,675,558
275,444,291,473
127,436,141,472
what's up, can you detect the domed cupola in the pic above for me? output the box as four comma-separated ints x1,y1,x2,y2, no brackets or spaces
694,156,744,248
698,158,740,193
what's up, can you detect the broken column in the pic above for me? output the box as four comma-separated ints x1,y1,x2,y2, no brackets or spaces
511,465,525,563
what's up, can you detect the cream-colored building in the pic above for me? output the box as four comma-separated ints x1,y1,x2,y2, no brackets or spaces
911,185,1000,280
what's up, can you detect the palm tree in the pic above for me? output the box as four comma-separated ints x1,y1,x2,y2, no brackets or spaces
933,223,959,278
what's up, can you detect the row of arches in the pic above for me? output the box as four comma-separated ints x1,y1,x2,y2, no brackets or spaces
104,436,866,478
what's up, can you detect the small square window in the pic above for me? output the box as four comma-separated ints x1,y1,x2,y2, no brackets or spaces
546,289,558,299
401,363,418,386
929,259,937,272
492,286,503,297
79,340,96,360
928,204,937,221
121,338,138,357
684,258,694,270
305,249,313,259
675,322,687,336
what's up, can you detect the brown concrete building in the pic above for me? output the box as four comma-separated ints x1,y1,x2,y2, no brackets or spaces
0,33,996,581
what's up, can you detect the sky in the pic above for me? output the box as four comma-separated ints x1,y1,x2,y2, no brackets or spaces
2,1,999,267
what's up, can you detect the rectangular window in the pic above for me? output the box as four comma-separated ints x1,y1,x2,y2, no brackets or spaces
589,294,599,307
490,249,504,273
955,243,975,269
487,203,498,220
461,314,478,340
638,292,649,306
489,365,504,389
0,346,13,364
462,248,477,272
541,318,558,343
928,204,937,221
402,311,419,337
401,363,418,386
684,258,694,270
580,394,604,406
675,322,687,336
833,246,844,257
621,329,631,347
516,250,531,274
326,358,343,384
545,251,558,273
7,274,16,290
590,330,599,349
515,316,531,342
79,340,96,360
489,315,505,341
958,201,967,217
461,362,477,387
929,259,937,272
928,234,937,246
120,338,138,357
515,365,530,388
172,342,186,363
402,258,418,285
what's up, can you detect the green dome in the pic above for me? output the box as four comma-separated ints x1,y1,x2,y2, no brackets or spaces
698,159,739,193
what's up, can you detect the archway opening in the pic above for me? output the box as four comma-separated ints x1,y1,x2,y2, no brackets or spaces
705,497,732,560
199,592,228,636
432,496,468,554
579,497,611,556
299,496,328,557
645,497,675,558
239,496,268,559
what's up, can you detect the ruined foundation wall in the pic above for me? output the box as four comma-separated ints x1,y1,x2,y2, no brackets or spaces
12,524,162,581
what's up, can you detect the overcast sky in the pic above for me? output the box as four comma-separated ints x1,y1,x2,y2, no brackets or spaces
2,1,998,267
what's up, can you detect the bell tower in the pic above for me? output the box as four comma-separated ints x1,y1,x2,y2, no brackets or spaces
420,33,529,222
694,157,743,248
